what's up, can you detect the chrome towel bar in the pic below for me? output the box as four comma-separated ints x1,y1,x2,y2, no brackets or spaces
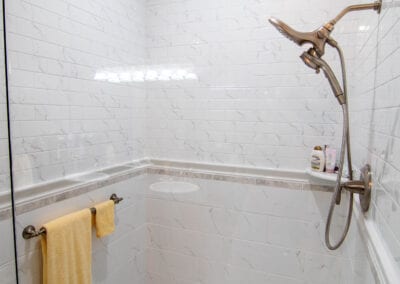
22,193,123,240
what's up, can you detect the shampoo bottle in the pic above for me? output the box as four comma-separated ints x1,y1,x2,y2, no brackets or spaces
311,146,325,172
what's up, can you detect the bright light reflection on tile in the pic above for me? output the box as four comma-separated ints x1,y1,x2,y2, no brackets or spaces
94,65,198,83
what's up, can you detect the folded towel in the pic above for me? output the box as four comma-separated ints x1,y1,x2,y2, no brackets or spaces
41,209,92,284
94,200,115,238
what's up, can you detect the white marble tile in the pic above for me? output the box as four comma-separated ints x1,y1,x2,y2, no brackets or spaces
147,224,232,263
0,262,17,284
0,219,15,267
145,173,377,283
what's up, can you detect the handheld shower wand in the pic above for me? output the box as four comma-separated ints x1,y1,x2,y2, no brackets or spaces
269,1,381,250
300,48,346,106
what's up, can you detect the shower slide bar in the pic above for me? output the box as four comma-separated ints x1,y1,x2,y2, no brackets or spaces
21,193,123,240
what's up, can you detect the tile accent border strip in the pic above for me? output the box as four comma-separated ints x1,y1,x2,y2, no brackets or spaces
0,159,333,219
0,161,150,220
148,159,333,192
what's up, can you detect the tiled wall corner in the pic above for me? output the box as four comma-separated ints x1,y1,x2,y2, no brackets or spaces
348,0,400,271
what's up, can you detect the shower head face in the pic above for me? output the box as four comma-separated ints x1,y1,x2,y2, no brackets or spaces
268,17,330,56
268,18,305,45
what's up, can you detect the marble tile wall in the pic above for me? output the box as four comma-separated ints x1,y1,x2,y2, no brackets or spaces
3,169,377,284
7,0,147,189
348,0,400,272
145,174,376,284
144,0,369,169
9,175,147,284
7,0,395,203
3,0,399,282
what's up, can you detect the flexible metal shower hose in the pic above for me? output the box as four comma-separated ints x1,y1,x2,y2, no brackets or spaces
325,45,354,250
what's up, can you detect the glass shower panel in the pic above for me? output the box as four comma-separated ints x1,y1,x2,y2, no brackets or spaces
0,0,17,282
8,0,147,282
7,2,146,190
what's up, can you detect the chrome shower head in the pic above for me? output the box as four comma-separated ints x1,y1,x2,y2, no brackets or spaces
268,17,331,57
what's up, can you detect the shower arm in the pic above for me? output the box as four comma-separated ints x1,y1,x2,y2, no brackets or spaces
321,0,382,33
319,1,382,52
328,1,382,26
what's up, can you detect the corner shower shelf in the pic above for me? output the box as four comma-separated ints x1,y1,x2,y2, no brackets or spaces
305,168,349,185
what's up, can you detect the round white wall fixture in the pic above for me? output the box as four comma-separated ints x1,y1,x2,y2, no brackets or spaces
150,181,200,194
70,172,109,182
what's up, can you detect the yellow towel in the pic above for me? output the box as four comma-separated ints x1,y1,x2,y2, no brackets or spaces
94,200,115,238
41,209,92,284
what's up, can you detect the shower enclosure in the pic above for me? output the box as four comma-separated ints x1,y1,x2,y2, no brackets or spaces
1,0,399,283
0,0,17,282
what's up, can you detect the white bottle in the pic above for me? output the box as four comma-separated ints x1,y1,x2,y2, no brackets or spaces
325,147,337,173
311,146,325,172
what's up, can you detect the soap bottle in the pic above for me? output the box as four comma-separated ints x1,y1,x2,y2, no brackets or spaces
325,147,337,173
311,146,325,172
